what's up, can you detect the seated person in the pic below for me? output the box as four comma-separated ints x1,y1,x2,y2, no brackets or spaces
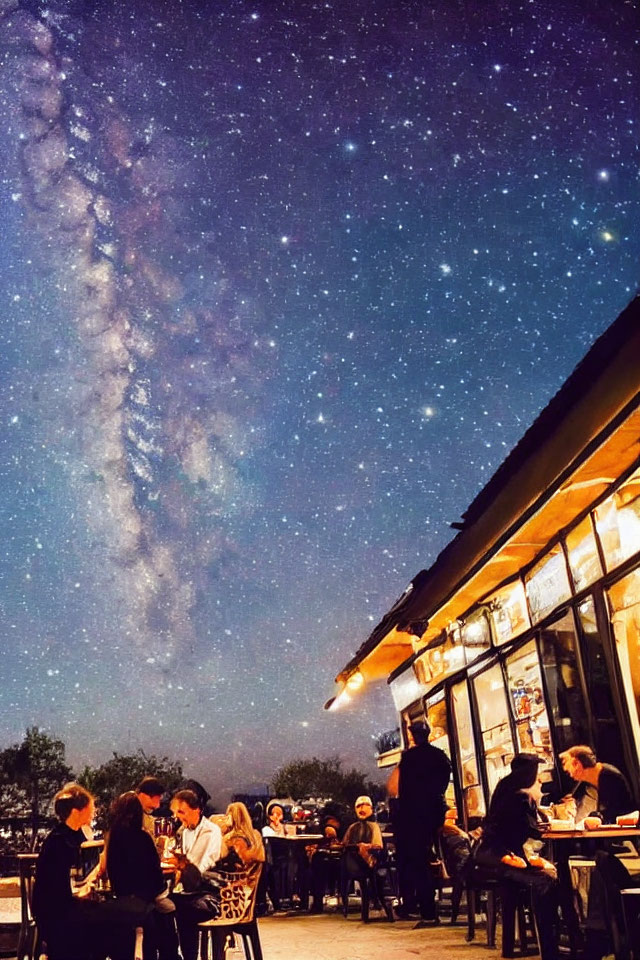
305,813,343,912
341,796,393,923
32,783,110,960
104,791,169,960
473,754,559,960
169,789,223,960
222,802,265,870
261,801,289,910
560,745,633,826
261,800,287,837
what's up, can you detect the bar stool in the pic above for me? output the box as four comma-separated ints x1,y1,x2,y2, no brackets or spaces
466,877,533,956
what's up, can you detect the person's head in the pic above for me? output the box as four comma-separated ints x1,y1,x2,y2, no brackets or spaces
509,753,543,790
172,789,202,829
136,776,164,814
54,783,95,829
109,791,143,833
226,802,254,838
354,796,373,820
560,745,597,782
266,801,284,825
408,720,431,746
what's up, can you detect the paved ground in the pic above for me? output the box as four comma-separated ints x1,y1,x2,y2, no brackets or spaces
0,898,507,960
256,909,503,960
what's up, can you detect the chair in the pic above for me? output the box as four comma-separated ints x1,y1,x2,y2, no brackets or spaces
198,863,263,960
465,872,533,957
16,854,41,960
594,850,640,960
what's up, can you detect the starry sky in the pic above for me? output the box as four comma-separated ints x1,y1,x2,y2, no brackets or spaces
0,0,638,805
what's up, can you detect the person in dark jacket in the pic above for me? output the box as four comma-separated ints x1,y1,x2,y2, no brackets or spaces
32,783,107,960
105,791,168,960
560,745,634,824
389,720,451,922
474,753,559,960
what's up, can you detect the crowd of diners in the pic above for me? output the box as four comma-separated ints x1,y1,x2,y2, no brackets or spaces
30,734,640,960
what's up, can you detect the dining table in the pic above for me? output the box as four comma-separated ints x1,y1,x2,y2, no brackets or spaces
541,824,640,957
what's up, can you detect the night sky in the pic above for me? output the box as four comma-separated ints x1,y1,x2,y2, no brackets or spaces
0,0,638,804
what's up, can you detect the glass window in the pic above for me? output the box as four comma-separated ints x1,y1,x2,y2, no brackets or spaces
423,630,466,687
473,663,514,797
607,568,640,762
488,580,531,645
576,596,626,771
505,641,554,769
538,610,590,753
461,609,492,660
566,517,603,593
525,544,572,624
450,680,485,821
594,467,640,571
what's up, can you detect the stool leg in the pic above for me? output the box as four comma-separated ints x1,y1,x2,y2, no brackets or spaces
516,900,528,953
466,885,476,942
499,885,517,958
486,889,497,949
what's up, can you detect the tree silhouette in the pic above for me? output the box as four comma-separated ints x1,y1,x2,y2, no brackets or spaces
0,727,72,846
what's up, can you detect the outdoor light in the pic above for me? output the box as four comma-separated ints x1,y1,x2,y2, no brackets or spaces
346,670,364,692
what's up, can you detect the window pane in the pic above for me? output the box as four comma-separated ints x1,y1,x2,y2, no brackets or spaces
525,544,572,624
566,517,603,593
451,680,485,820
473,663,514,797
576,596,625,769
607,567,640,762
462,609,492,659
504,640,554,768
539,610,590,753
594,467,640,571
488,580,531,645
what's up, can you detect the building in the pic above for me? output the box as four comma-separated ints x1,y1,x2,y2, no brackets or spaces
328,295,640,823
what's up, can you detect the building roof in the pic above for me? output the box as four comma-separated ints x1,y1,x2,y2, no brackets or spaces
333,293,640,689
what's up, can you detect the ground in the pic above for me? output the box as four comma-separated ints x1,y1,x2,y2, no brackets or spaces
257,910,506,960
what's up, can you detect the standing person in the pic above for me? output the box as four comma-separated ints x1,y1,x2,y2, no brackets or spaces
262,801,288,910
136,777,166,838
32,783,107,960
390,720,451,923
169,789,223,960
560,745,633,824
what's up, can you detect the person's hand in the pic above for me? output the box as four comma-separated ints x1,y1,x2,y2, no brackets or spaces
357,842,369,859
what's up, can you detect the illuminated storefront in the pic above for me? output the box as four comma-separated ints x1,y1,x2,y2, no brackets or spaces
328,295,640,825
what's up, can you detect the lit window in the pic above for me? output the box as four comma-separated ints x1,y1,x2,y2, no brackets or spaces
525,544,572,624
566,516,603,592
488,580,531,644
594,467,640,571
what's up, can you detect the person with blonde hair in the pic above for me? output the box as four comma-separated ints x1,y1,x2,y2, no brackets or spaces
223,802,265,866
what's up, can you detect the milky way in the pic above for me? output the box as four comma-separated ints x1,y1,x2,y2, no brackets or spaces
0,0,638,802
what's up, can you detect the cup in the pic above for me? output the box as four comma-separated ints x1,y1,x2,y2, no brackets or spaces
616,811,639,827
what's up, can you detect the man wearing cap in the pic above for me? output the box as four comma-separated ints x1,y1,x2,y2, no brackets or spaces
341,796,393,922
390,720,451,923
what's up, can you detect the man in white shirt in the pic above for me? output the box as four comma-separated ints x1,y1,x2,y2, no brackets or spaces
170,789,223,960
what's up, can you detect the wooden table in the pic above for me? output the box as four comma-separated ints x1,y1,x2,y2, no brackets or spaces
541,826,640,957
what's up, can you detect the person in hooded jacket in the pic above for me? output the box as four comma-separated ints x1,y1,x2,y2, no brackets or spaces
474,753,559,960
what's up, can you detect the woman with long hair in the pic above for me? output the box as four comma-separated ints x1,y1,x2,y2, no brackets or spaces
223,802,265,867
105,791,167,960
